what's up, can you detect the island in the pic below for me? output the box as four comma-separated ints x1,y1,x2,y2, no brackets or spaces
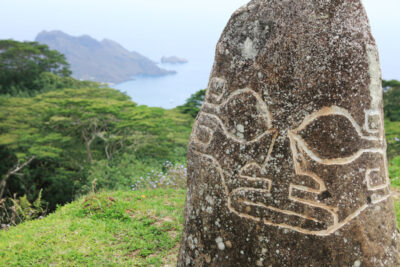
35,30,175,84
161,56,188,64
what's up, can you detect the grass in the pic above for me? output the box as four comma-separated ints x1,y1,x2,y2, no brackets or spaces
391,162,400,229
0,189,186,267
1,164,400,266
394,200,400,228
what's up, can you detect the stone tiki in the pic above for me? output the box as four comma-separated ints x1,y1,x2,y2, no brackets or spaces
178,0,399,266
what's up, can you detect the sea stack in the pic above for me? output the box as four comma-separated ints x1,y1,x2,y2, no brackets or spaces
178,0,400,266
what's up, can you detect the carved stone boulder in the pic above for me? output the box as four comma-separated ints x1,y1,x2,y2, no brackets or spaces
178,0,400,266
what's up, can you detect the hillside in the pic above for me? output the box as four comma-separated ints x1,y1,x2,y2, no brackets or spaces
0,187,399,266
35,31,175,84
0,189,185,266
0,85,193,213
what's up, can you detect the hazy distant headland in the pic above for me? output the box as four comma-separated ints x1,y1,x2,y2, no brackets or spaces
35,30,176,84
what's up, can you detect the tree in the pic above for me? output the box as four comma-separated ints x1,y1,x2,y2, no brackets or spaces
0,156,35,200
44,87,137,163
177,89,206,118
0,86,193,211
383,80,400,122
0,40,71,95
0,95,73,208
383,79,400,92
382,80,400,161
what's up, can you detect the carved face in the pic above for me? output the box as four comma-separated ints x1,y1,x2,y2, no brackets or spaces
191,75,390,236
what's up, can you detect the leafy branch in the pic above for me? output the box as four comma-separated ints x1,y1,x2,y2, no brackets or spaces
0,156,36,199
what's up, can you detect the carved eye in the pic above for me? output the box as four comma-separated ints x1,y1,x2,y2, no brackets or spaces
218,90,271,142
290,107,380,162
298,115,363,159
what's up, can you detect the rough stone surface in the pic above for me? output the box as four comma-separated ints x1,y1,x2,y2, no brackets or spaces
177,0,400,266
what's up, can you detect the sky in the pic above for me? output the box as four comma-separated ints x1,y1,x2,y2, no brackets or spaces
0,0,399,80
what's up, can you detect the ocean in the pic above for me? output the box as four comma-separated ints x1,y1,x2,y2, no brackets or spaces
114,56,213,109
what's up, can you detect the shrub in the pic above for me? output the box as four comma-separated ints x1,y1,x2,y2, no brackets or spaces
131,161,187,191
0,189,47,227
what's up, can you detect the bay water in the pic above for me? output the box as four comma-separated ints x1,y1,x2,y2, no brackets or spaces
114,56,213,109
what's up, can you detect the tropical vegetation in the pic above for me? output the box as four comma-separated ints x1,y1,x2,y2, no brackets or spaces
0,40,399,266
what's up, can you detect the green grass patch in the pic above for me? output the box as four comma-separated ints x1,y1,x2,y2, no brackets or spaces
390,156,400,188
0,189,186,266
1,187,400,266
394,199,400,229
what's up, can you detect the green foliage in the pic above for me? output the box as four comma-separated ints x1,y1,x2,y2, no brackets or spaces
0,189,46,227
0,40,72,95
32,72,107,94
385,120,400,161
383,80,400,196
390,157,400,188
395,200,400,229
177,89,206,118
130,161,187,191
383,79,400,91
120,106,193,162
0,86,192,213
383,80,400,161
85,155,187,194
383,86,400,122
11,190,46,222
0,189,185,266
85,154,160,193
0,188,399,264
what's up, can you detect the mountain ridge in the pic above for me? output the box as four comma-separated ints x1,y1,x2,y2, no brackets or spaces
35,30,175,84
